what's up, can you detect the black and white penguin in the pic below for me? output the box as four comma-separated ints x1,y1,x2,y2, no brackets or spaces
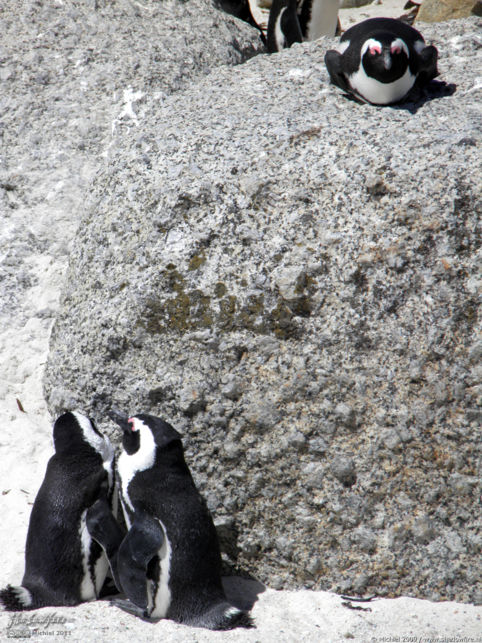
0,412,115,611
297,0,340,42
268,0,339,53
267,0,303,53
324,17,438,105
86,412,252,630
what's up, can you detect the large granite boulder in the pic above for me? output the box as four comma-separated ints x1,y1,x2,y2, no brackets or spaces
0,0,264,327
45,18,481,602
417,0,482,22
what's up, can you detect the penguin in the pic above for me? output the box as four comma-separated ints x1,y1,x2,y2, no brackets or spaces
86,411,252,630
267,0,303,53
297,0,340,42
324,17,438,105
268,0,339,53
215,0,267,43
0,411,115,611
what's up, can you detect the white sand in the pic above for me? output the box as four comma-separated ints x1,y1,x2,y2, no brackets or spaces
1,0,481,640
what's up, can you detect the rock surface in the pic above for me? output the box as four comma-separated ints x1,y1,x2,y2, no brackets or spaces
417,0,482,22
44,17,481,602
0,0,263,328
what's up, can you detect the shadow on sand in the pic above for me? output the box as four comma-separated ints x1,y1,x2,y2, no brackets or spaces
223,576,267,611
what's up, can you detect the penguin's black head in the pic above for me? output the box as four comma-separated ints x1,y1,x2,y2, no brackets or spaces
53,411,111,458
361,34,409,83
109,410,182,457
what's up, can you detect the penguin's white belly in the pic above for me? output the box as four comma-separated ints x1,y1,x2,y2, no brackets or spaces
349,66,415,105
79,510,100,600
148,520,172,619
306,0,339,40
274,8,288,50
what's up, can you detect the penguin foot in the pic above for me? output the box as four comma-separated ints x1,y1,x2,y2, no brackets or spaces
189,602,254,630
0,585,34,611
109,598,155,622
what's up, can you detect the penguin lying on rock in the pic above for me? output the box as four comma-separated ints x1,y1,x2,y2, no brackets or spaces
86,411,253,630
0,412,115,610
324,17,438,105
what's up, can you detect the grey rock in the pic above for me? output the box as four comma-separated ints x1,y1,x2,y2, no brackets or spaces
44,17,482,600
352,527,377,554
221,375,244,400
330,456,357,488
411,516,436,544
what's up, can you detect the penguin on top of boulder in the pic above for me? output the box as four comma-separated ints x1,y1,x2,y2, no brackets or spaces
324,17,439,105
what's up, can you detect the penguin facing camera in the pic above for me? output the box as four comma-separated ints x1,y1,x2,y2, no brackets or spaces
86,411,253,630
268,0,340,53
324,17,438,105
0,412,115,610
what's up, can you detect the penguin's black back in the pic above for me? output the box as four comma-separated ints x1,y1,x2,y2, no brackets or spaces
22,448,107,606
341,17,426,48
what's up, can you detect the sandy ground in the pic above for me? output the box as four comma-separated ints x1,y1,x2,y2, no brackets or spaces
1,0,481,640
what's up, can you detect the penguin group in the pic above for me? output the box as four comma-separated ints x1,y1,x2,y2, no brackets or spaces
0,411,252,631
219,0,439,106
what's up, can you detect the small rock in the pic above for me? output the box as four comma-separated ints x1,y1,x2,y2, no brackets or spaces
448,473,478,496
178,385,206,416
330,456,357,488
382,429,401,450
411,516,436,544
334,403,357,430
221,376,243,400
352,527,377,554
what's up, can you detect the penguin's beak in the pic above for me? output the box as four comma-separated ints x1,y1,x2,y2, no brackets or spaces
108,409,131,433
382,50,392,70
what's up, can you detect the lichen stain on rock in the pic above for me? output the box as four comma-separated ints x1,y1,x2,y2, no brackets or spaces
143,282,301,337
188,253,206,271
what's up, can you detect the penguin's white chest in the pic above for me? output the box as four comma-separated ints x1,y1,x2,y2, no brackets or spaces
349,66,415,105
79,510,109,600
148,520,172,619
116,425,156,523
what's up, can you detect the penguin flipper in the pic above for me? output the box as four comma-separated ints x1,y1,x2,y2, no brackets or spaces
86,497,125,592
417,45,439,83
280,6,303,48
324,50,352,94
117,513,164,611
110,597,154,621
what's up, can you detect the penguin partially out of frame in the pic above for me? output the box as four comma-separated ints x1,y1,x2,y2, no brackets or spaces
86,411,253,631
267,0,340,53
0,412,115,611
324,17,438,105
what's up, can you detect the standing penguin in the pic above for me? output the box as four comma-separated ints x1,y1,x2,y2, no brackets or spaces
86,412,252,630
324,17,438,105
267,0,303,53
267,0,339,53
0,412,115,610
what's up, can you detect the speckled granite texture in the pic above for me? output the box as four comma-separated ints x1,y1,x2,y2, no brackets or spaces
43,15,481,602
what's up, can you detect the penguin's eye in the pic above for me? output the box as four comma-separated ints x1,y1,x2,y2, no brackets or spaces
391,44,402,55
368,45,381,56
128,418,137,432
